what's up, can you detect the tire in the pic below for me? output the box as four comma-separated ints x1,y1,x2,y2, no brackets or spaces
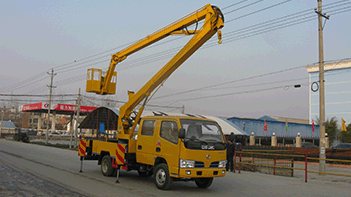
138,169,153,177
195,178,213,189
154,163,173,190
101,155,114,176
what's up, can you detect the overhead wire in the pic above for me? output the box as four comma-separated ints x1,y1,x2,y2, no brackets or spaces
24,1,351,95
165,83,308,103
3,1,350,97
221,0,251,10
0,39,142,92
17,57,350,100
81,95,182,110
224,0,265,15
0,93,76,97
153,64,308,100
154,56,351,104
0,99,76,102
0,0,271,92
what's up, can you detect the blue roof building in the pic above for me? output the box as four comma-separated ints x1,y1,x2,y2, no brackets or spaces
0,121,16,128
227,116,319,138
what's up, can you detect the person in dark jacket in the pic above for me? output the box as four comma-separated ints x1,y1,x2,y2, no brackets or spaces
226,133,235,172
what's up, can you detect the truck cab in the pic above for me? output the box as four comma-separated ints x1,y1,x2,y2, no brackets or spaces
136,115,227,189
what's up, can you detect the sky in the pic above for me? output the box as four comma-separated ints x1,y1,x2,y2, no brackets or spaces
1,0,350,120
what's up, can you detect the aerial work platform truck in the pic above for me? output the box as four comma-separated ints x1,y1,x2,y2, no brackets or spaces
79,4,226,190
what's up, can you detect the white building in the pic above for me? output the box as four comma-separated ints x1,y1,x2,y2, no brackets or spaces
306,59,351,127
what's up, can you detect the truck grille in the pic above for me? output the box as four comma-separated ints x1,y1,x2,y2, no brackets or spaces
195,161,204,168
210,161,219,168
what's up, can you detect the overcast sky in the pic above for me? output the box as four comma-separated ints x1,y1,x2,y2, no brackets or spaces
1,0,350,119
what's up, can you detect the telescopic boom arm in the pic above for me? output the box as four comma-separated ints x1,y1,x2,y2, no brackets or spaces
86,4,224,140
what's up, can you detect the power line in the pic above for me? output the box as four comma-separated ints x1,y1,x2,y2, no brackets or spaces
25,6,351,94
25,7,348,94
0,99,76,102
164,83,305,103
0,94,76,97
0,1,296,92
222,0,251,10
224,0,265,15
4,1,350,93
81,95,182,109
153,64,307,100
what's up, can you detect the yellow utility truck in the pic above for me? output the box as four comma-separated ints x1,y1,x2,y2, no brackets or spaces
79,4,226,190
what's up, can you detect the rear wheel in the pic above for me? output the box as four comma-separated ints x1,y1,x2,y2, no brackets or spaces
195,178,213,189
101,155,114,176
154,163,172,190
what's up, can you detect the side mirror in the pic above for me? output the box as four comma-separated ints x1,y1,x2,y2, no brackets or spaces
178,128,185,139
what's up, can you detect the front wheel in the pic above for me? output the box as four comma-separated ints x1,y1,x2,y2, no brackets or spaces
195,178,213,189
154,163,173,190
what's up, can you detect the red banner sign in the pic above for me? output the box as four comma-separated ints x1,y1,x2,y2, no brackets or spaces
21,103,97,113
54,104,97,113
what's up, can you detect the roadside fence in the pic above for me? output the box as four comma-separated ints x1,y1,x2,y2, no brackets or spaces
234,148,351,182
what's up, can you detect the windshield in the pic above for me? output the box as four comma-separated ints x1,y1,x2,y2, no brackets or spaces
180,119,225,150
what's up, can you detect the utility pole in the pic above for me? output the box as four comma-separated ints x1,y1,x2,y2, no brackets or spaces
0,109,3,138
74,88,81,149
69,102,77,149
315,0,329,174
46,69,57,144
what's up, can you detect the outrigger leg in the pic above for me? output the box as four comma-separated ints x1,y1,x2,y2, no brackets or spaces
116,166,120,183
79,156,83,173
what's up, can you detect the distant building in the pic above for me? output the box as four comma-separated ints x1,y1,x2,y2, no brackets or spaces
0,120,16,135
20,102,97,132
227,115,319,138
306,59,351,127
0,107,23,128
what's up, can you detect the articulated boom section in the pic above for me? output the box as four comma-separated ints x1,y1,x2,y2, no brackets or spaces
85,4,224,140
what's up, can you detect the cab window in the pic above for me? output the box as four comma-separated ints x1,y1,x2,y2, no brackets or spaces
141,120,155,136
160,121,178,144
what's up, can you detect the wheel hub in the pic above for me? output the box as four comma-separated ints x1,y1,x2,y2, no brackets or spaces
102,160,108,173
156,169,166,185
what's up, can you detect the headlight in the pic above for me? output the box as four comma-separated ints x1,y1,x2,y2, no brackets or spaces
180,159,195,168
218,160,227,168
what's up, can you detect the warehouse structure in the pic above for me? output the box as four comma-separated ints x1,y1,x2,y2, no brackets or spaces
227,115,319,138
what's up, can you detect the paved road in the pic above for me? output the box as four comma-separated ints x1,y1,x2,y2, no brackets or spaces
1,139,350,197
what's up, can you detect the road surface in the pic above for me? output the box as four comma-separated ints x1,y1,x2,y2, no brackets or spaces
0,139,350,197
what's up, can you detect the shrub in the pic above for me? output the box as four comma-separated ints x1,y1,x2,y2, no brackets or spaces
14,132,30,143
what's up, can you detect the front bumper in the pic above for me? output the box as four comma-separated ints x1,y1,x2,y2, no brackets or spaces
179,168,226,178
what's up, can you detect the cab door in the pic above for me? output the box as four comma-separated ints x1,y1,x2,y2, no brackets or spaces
156,120,180,176
136,119,157,165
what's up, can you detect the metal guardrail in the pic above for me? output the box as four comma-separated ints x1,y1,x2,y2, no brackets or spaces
234,150,351,182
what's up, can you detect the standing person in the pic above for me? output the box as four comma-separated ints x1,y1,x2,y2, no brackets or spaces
226,136,235,172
